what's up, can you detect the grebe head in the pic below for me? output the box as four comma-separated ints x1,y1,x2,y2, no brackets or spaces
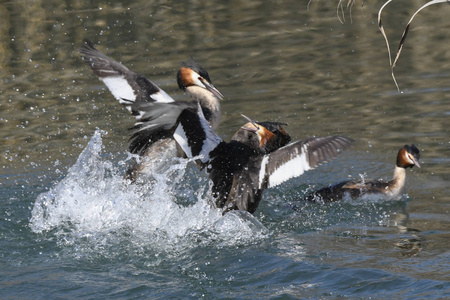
233,115,291,153
176,58,223,100
397,144,421,169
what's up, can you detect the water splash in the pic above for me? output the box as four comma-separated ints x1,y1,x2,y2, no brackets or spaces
30,129,269,259
358,173,367,195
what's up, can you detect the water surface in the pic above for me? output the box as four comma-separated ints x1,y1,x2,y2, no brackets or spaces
1,0,449,298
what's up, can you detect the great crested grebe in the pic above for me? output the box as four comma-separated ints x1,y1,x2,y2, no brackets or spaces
173,104,354,214
80,40,223,181
304,145,420,202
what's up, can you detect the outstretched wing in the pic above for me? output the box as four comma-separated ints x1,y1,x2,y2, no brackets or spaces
258,136,354,189
173,103,222,164
127,101,193,155
80,39,174,113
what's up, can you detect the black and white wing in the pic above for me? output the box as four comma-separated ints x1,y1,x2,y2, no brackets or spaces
173,103,222,164
257,136,354,189
80,39,174,113
127,101,192,154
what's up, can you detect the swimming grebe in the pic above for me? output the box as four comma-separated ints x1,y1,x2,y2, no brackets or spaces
174,104,354,214
304,144,420,202
80,40,223,181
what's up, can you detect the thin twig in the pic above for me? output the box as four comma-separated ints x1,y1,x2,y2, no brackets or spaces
377,0,398,90
379,0,450,91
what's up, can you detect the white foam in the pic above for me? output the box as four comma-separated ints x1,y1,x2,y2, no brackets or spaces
30,129,268,257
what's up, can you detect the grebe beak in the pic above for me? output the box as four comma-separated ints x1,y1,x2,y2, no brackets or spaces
200,78,224,100
240,114,260,132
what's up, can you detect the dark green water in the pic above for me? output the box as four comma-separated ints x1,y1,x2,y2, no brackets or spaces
1,0,449,298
